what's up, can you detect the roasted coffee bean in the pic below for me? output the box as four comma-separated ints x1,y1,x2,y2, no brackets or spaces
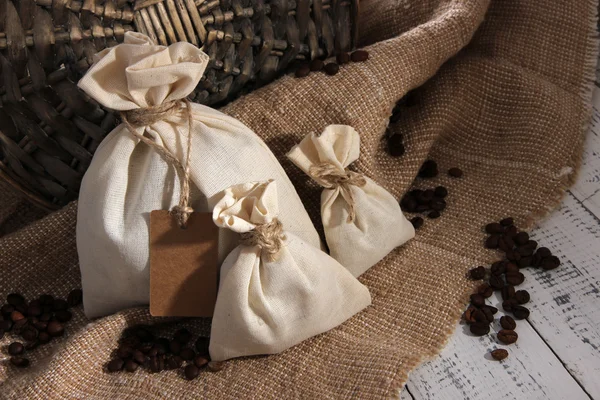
117,345,133,359
505,225,518,237
166,355,183,370
1,304,15,317
536,247,552,258
485,235,500,249
208,361,226,372
506,272,525,286
497,329,518,344
481,307,494,323
13,318,28,331
502,285,516,301
25,341,38,351
498,237,510,252
541,256,561,270
388,141,405,157
10,356,30,368
350,50,369,62
194,355,210,368
7,293,25,306
180,347,195,361
184,364,200,380
195,337,210,355
135,326,155,342
470,293,485,307
506,250,521,262
430,199,446,211
20,326,38,342
512,305,530,320
38,331,51,344
410,217,424,229
147,347,159,357
107,358,125,372
0,319,13,331
515,290,530,304
491,349,509,361
67,289,83,307
503,235,515,249
174,328,191,345
463,308,477,324
485,223,504,234
417,190,434,204
10,311,25,322
388,134,405,153
324,63,340,76
138,343,153,354
132,350,146,364
39,313,52,322
470,322,490,336
500,217,514,227
27,304,42,317
53,299,68,312
55,310,72,323
428,210,441,219
491,261,506,276
336,52,351,64
517,246,534,257
415,204,430,214
489,274,504,290
169,340,182,355
500,316,517,330
149,357,161,373
485,305,498,315
502,299,517,312
505,263,519,274
8,342,24,355
434,186,448,198
469,266,486,280
418,160,438,178
522,240,538,250
448,167,463,178
124,359,139,372
401,195,417,213
477,283,494,298
514,232,529,246
309,59,324,71
295,64,310,78
47,321,64,337
518,256,533,268
38,294,54,305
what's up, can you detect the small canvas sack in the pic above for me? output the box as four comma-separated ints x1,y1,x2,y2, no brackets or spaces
287,125,415,277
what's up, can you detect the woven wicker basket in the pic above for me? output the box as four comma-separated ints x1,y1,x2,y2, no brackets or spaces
0,0,358,210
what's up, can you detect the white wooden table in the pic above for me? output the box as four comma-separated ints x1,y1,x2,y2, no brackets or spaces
400,74,600,400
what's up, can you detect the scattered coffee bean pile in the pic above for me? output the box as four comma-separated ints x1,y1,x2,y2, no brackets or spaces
386,90,421,158
295,50,369,78
106,325,224,380
400,160,463,229
465,217,562,361
1,289,82,368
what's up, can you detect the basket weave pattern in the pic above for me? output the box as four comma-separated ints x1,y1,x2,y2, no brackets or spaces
0,0,357,209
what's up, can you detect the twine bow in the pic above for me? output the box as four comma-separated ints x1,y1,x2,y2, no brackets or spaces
239,218,287,262
120,99,194,228
309,162,367,223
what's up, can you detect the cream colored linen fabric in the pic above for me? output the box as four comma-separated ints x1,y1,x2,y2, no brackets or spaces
287,125,415,276
209,180,371,361
76,32,321,318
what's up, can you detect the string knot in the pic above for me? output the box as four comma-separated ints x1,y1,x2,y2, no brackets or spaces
240,218,287,261
308,162,367,223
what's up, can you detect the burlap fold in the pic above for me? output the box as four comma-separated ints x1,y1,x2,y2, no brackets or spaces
0,0,597,398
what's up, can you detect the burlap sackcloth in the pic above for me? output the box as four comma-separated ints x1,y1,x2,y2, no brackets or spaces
0,0,597,398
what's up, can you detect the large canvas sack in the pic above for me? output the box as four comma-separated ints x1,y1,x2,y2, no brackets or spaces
76,32,321,318
288,125,415,277
209,180,372,361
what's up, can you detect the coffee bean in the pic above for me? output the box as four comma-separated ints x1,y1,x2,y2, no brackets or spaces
10,356,30,368
485,235,500,249
501,285,516,301
463,308,477,324
518,257,533,268
506,272,525,286
10,311,25,322
184,364,200,380
430,199,446,211
13,318,28,331
417,190,435,204
169,340,182,355
418,160,438,178
38,294,53,305
541,256,561,270
147,347,159,357
503,235,515,249
498,237,510,252
124,359,138,373
502,299,517,312
470,322,490,336
536,247,552,258
1,304,15,317
47,321,64,337
491,261,506,276
25,341,38,351
506,250,521,262
180,347,195,361
350,50,369,62
469,266,486,280
194,355,209,368
324,63,339,76
485,223,504,234
27,304,42,317
8,342,24,355
470,293,485,307
107,358,124,372
428,210,441,219
195,337,210,356
505,263,519,274
448,167,463,178
500,316,517,330
0,319,13,331
388,142,405,157
522,240,538,250
138,343,153,354
515,290,530,304
53,299,68,312
117,345,133,359
208,361,226,372
512,305,530,320
388,134,404,150
132,350,146,364
491,349,509,361
166,355,183,370
410,217,424,229
295,64,310,78
67,289,83,307
134,326,155,342
489,274,504,290
497,329,518,344
309,59,324,71
174,328,191,345
39,313,52,322
38,331,51,344
55,310,72,323
148,357,160,373
400,195,417,213
7,293,25,306
415,204,430,214
481,307,494,323
20,326,38,342
434,186,448,198
336,52,351,64
517,246,534,257
477,283,494,298
505,225,518,237
500,217,514,227
515,231,529,245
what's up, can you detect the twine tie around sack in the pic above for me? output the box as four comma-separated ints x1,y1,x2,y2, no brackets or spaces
120,99,194,228
309,162,367,223
240,218,287,261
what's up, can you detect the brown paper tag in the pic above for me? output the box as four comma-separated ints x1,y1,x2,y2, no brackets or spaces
149,210,219,317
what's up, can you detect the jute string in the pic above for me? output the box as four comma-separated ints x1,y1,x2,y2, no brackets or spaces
309,162,367,223
240,218,287,261
120,99,194,228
